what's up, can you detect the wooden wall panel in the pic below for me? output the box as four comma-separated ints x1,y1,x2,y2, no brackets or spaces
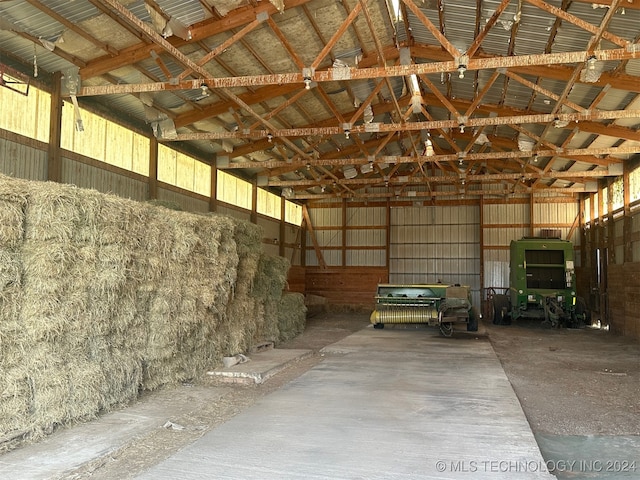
608,262,640,341
286,266,305,294
305,266,389,307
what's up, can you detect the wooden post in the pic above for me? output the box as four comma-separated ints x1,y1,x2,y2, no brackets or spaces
47,71,63,183
209,154,218,212
148,138,158,200
302,204,326,268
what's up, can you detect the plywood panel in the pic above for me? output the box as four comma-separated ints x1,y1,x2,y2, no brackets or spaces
305,266,389,307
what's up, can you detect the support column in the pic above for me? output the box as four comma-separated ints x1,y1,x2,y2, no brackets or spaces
279,196,286,257
209,154,218,212
47,71,63,183
148,138,158,200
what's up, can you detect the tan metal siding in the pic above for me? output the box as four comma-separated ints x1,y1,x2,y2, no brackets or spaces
0,137,47,181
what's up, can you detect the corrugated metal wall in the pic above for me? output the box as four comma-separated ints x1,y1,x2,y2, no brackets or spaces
62,157,149,202
0,135,47,180
390,205,481,307
156,186,209,212
305,203,386,267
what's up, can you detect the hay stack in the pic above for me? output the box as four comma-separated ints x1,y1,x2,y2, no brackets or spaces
220,217,264,355
0,173,306,450
277,293,307,342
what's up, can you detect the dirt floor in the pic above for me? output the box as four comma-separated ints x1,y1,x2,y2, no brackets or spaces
44,309,640,478
485,316,640,436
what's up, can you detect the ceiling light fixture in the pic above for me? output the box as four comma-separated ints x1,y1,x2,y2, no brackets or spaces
302,67,314,90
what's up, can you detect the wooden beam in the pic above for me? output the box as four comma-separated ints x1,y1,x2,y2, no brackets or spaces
302,205,327,268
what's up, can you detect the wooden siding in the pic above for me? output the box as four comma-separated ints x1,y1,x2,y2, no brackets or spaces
305,266,389,307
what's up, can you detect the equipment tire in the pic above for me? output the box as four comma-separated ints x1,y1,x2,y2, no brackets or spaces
467,307,479,332
492,294,511,325
373,323,384,329
574,296,590,327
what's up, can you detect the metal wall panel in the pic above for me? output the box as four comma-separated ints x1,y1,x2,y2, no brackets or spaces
257,216,279,240
156,187,208,212
216,204,251,222
62,157,149,202
534,202,579,230
0,137,47,181
346,229,385,246
315,230,342,247
262,243,279,257
346,206,386,226
309,207,342,227
483,227,529,246
483,203,529,224
346,250,385,267
389,205,481,304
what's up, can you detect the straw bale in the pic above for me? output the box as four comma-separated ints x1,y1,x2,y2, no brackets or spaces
249,254,291,344
228,215,264,255
0,286,22,339
0,250,22,291
0,365,31,445
21,241,79,279
146,199,183,211
0,197,26,250
23,183,82,243
277,292,307,342
0,174,312,450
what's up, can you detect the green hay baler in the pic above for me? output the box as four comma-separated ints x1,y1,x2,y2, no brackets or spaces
492,237,588,328
370,284,478,337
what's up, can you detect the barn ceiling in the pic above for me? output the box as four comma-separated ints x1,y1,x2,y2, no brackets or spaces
1,0,639,203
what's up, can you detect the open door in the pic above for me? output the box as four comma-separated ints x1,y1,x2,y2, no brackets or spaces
593,248,608,328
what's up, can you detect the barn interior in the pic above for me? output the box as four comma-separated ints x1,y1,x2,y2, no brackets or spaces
0,0,639,478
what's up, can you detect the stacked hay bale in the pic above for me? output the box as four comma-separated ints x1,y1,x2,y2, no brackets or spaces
278,293,307,342
0,174,304,449
220,217,264,355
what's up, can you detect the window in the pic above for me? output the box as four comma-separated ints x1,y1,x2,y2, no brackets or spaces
61,101,149,176
612,178,624,211
630,164,640,204
257,188,281,220
584,197,591,223
216,170,252,210
158,144,211,196
602,186,608,217
285,200,303,226
0,82,50,142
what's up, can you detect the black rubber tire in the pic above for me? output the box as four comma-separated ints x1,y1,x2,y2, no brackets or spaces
467,307,479,332
574,296,590,327
439,322,453,337
492,294,511,325
373,323,385,329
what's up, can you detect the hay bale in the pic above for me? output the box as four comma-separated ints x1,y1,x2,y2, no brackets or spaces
278,292,307,342
0,196,26,250
250,254,291,345
0,174,310,451
146,199,182,211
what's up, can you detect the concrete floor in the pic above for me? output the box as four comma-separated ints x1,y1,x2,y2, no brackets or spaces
138,327,553,479
0,325,556,479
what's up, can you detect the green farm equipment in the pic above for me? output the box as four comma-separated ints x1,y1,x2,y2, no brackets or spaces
371,283,478,337
492,237,589,328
